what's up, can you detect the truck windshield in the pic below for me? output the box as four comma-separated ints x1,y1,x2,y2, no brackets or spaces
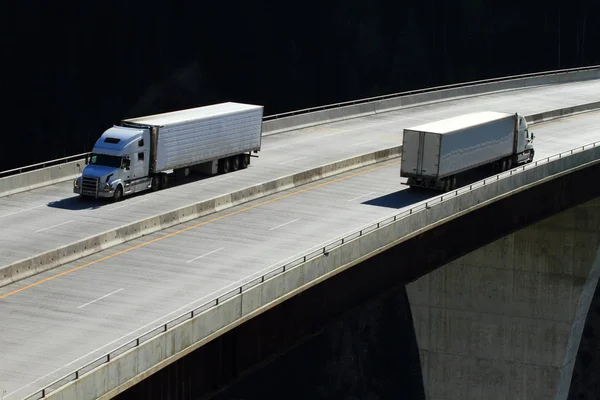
89,153,122,168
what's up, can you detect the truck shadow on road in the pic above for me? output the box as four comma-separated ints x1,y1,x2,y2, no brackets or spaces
363,188,437,209
46,173,219,210
364,165,511,210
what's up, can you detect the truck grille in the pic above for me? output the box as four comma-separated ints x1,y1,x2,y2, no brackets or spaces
81,176,99,197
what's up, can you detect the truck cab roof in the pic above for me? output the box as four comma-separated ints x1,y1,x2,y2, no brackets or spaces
92,126,145,155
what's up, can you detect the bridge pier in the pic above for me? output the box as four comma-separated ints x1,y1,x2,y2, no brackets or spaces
407,197,600,400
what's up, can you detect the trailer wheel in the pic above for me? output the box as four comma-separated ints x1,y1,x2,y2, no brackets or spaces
240,154,249,169
231,156,240,171
451,176,457,191
443,178,451,192
221,158,231,174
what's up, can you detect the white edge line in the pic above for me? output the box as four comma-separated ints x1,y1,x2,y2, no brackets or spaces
268,218,301,231
196,175,233,187
279,157,306,165
347,140,371,147
0,204,45,219
347,191,376,202
34,220,75,234
109,199,147,211
186,247,225,263
77,288,124,309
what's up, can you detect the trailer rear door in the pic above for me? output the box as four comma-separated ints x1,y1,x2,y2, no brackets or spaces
401,130,440,178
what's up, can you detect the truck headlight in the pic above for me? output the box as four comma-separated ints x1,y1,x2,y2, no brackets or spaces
103,182,112,192
74,179,79,188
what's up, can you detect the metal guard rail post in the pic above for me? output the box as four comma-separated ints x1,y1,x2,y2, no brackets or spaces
3,64,599,179
24,138,600,400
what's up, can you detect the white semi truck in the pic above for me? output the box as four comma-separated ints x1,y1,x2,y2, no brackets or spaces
74,102,263,201
400,111,535,191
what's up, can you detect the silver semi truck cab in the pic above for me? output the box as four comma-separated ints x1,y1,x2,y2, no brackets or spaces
513,113,536,164
74,125,151,201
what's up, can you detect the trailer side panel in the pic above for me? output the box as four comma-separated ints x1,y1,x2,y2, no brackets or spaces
437,116,514,177
153,106,263,172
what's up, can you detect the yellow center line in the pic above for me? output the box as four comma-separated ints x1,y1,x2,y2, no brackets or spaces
0,159,402,299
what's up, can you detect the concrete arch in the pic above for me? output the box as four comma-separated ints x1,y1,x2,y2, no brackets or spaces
407,197,600,399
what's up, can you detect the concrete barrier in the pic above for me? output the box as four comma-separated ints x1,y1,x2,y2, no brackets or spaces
0,147,401,289
0,159,85,198
38,132,600,400
527,100,600,124
4,101,600,289
3,67,599,199
262,67,600,136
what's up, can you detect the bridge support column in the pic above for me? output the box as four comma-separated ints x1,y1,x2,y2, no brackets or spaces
407,197,600,399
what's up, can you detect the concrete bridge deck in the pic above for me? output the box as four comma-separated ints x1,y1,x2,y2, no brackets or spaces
0,68,600,399
1,107,600,399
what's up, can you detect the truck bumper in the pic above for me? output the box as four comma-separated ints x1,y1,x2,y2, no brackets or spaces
73,187,114,198
404,176,446,191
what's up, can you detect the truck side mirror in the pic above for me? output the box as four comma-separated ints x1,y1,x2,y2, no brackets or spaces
85,154,89,165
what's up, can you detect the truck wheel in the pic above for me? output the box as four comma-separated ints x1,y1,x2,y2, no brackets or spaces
528,150,535,163
113,186,123,202
160,174,168,189
231,156,240,171
240,154,248,169
151,175,160,191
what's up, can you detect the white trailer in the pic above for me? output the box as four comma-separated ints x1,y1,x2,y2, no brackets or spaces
74,102,263,201
401,111,535,192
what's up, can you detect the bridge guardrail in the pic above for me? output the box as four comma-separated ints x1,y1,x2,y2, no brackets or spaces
25,137,600,400
261,64,600,121
4,64,599,180
0,153,88,179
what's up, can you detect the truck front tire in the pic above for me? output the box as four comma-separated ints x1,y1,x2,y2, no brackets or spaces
113,185,123,202
151,175,160,191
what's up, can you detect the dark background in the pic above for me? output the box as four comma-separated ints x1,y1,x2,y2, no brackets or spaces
1,0,599,170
